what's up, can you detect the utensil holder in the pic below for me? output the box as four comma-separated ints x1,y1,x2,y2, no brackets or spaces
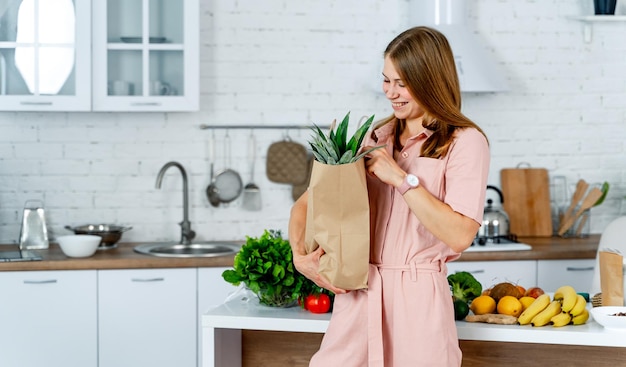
562,208,591,238
18,200,49,250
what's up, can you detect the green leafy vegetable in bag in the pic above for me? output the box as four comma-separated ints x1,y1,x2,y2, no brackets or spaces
309,112,385,165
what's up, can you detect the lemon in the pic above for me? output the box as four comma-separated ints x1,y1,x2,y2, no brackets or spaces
519,296,536,311
497,295,523,317
470,295,496,315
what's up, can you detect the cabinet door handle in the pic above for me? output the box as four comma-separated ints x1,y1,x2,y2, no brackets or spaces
465,270,485,274
566,266,594,271
130,102,162,106
23,279,57,284
20,101,53,106
131,277,165,282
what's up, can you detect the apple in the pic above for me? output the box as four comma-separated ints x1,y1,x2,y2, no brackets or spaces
516,285,526,298
525,287,545,299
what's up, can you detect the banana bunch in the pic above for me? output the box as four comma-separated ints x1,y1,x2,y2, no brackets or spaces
517,285,589,327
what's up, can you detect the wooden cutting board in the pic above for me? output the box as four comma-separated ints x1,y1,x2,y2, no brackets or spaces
500,167,553,237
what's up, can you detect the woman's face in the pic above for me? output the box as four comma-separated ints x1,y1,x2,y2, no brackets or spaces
382,55,424,123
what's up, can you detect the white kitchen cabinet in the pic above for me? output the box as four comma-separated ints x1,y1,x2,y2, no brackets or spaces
537,259,595,293
198,267,238,313
0,270,97,367
0,0,92,111
98,268,197,367
91,0,199,111
198,267,238,366
447,260,537,289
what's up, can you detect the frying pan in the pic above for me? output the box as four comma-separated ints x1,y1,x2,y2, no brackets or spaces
206,132,242,206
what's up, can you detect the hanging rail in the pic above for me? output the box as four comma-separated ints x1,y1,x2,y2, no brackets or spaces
199,124,331,130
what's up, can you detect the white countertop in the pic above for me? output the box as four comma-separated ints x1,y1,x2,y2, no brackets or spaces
202,299,626,348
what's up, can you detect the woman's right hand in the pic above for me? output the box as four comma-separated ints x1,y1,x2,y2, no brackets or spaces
289,191,347,295
293,246,347,295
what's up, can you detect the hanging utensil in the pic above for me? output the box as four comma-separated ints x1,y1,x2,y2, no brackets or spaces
266,137,308,184
558,187,603,236
211,131,243,206
242,132,262,211
206,133,221,207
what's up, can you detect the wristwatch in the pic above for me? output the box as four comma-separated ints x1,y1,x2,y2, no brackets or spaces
397,174,419,195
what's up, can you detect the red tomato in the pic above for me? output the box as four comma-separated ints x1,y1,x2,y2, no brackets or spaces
305,293,331,314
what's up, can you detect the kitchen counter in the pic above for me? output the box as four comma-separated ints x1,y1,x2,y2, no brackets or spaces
0,235,600,272
459,235,600,261
0,242,238,271
202,298,625,367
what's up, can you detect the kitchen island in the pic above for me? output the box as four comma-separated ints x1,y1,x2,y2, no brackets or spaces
202,298,626,367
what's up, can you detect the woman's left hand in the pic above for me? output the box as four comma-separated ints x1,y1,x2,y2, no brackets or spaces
363,145,405,187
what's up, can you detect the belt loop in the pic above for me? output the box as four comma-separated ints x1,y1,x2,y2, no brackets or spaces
410,261,417,282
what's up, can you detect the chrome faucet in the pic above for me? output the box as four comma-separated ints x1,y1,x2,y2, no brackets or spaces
155,161,196,245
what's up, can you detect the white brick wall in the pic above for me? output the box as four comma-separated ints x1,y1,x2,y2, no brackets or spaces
1,0,625,244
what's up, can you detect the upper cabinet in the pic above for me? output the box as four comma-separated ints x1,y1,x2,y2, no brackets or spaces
92,0,199,111
0,0,91,111
0,0,198,112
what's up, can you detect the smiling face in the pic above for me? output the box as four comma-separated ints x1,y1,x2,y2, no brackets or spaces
382,55,425,124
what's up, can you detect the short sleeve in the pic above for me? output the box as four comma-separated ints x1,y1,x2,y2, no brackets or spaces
443,128,490,224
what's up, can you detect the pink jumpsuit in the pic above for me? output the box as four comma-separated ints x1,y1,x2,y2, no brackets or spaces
309,122,490,367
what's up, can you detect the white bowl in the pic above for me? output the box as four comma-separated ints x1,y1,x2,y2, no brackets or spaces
56,235,101,258
590,306,626,331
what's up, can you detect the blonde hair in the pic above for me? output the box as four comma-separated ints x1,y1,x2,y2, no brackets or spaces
373,26,487,158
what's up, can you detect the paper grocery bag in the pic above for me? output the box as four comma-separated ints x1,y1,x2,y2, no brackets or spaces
600,250,624,306
304,160,370,290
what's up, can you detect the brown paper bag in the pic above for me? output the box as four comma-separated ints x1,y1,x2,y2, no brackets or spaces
304,160,370,290
600,250,624,306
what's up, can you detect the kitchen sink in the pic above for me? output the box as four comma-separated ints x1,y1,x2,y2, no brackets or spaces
134,242,241,258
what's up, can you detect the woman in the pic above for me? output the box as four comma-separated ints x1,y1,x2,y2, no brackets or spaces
288,26,490,366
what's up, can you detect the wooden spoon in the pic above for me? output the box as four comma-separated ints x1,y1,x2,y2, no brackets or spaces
558,187,603,236
575,212,589,236
558,179,588,234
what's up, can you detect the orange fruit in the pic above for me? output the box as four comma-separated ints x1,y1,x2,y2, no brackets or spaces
519,296,536,311
470,295,497,315
497,296,523,317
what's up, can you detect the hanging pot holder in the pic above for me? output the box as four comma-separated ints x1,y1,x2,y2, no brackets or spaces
266,140,309,184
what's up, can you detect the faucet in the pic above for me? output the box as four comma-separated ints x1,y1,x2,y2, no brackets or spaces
155,161,196,245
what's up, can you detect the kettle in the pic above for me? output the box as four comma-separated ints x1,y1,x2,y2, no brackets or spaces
477,185,510,239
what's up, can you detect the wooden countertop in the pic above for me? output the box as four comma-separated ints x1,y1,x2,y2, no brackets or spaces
0,242,237,271
458,235,600,262
0,235,600,272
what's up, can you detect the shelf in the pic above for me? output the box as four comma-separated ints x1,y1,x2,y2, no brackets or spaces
569,15,626,22
569,15,626,43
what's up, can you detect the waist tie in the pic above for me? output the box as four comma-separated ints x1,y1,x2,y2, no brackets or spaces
367,261,445,367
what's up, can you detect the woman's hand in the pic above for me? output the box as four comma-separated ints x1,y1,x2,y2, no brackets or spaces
292,246,347,295
289,192,347,295
363,145,405,188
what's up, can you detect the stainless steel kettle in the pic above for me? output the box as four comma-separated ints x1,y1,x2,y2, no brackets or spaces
477,185,510,239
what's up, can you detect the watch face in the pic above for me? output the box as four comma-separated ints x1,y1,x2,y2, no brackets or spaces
407,174,419,187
